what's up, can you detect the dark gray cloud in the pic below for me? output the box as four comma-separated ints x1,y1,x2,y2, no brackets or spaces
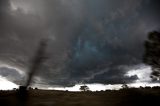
0,0,159,87
0,66,25,84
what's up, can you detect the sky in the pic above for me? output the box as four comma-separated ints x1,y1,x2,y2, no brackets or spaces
0,0,160,90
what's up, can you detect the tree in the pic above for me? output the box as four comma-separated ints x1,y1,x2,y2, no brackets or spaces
28,87,33,90
143,31,160,81
121,83,129,89
79,85,90,91
35,87,38,90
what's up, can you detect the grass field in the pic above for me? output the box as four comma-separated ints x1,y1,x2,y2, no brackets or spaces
0,88,160,106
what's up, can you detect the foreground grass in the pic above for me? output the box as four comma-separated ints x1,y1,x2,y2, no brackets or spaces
0,88,160,106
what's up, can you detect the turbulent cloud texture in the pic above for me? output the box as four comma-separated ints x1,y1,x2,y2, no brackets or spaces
0,0,160,87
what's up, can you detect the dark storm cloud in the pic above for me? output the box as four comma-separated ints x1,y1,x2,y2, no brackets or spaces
0,0,159,87
0,67,25,84
86,67,138,84
66,0,159,85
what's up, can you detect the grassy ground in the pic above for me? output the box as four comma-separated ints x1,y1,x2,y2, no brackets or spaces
0,88,160,106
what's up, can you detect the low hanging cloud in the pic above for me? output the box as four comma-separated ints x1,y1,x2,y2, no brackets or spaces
0,66,25,85
0,0,160,87
125,64,152,83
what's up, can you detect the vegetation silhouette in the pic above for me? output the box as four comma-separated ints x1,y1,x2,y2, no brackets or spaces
121,83,129,89
79,85,90,91
143,31,160,81
1,87,160,106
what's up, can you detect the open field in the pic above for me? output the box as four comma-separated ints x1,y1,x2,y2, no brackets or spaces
0,88,160,106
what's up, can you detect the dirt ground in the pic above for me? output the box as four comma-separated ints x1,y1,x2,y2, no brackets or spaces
0,88,160,106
